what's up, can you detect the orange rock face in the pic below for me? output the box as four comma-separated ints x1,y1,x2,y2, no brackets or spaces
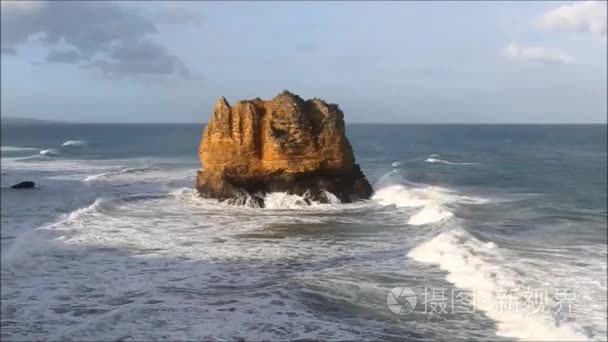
196,90,372,206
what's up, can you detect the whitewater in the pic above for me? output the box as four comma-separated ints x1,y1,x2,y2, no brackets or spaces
1,124,606,341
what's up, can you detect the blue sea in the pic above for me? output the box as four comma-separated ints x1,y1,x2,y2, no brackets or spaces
1,123,606,341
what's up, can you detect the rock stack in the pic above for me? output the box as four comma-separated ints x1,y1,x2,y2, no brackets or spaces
196,90,373,207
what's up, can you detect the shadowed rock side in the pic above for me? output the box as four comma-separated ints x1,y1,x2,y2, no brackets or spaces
196,90,373,206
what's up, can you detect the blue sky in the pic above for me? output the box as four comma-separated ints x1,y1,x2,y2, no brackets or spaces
1,1,606,123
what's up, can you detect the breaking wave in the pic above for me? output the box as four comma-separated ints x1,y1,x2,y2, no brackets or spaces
425,156,478,165
62,140,87,146
408,228,589,341
264,190,341,209
408,204,453,225
84,167,154,182
424,157,479,165
2,197,109,268
40,148,60,157
7,140,89,160
372,184,455,225
217,190,342,209
64,198,109,222
371,176,485,226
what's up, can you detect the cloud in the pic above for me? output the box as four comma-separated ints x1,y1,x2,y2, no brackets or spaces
153,2,205,24
0,0,43,14
45,49,87,63
502,42,575,64
538,1,607,41
83,40,191,78
0,1,193,78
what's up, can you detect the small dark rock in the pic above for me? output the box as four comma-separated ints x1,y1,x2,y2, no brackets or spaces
11,181,35,189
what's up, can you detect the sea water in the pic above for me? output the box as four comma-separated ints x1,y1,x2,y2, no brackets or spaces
1,123,606,341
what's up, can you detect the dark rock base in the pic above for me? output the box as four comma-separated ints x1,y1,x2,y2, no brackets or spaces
195,164,373,207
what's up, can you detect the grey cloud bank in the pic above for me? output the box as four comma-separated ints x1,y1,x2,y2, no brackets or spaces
1,1,192,78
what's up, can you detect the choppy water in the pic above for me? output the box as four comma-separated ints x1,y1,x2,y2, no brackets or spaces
1,123,606,341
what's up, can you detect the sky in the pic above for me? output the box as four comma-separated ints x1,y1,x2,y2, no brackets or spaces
1,0,606,123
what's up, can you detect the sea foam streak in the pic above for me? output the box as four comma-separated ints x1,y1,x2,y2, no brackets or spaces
62,140,87,146
1,146,39,152
425,156,478,165
40,148,59,157
408,228,589,341
84,167,153,182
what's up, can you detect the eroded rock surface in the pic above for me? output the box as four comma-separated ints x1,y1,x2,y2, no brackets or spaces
196,90,372,206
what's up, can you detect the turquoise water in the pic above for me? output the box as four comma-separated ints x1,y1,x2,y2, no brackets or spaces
1,123,606,341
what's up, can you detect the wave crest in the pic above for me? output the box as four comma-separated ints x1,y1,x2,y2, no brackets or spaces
84,167,154,182
40,148,59,157
372,169,488,225
372,184,457,225
425,156,478,165
407,204,453,225
409,228,589,341
62,140,87,146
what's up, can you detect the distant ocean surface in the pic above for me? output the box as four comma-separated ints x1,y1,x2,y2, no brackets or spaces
1,123,606,341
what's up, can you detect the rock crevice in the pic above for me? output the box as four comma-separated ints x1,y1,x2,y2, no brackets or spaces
196,90,373,206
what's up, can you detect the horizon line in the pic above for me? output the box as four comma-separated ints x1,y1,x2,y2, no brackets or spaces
2,121,607,125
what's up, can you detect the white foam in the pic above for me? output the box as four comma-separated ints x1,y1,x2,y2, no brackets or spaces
2,164,601,341
39,189,360,263
83,172,111,182
258,192,310,209
84,167,153,182
371,182,484,225
223,190,342,209
3,160,396,340
320,190,341,205
2,198,107,268
62,140,87,146
425,157,478,165
40,148,59,156
409,228,590,341
407,204,453,225
372,184,433,208
1,146,39,152
64,198,108,222
2,187,376,340
392,161,401,167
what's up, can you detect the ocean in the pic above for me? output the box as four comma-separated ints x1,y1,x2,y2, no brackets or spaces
1,123,606,341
